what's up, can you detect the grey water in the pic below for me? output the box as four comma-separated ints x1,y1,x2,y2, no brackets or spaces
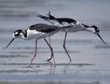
0,0,110,84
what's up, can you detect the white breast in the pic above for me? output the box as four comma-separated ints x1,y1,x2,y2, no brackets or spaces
25,29,45,40
25,28,60,40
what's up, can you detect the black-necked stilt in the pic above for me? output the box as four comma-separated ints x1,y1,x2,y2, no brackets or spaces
5,23,71,67
37,11,106,62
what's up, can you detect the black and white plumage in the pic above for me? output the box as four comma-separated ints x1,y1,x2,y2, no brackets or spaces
37,11,106,62
37,11,101,33
5,23,71,67
13,24,62,40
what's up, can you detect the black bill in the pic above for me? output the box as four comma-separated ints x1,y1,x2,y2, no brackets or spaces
5,38,15,49
97,34,106,44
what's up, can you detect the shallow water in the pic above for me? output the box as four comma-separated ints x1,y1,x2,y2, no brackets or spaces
0,0,110,84
0,31,110,84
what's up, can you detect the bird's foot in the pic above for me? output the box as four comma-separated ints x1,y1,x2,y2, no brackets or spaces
47,57,52,61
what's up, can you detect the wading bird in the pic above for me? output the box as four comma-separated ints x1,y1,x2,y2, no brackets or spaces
37,11,106,62
5,23,71,67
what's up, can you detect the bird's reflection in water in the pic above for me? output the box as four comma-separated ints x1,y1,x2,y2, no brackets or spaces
49,61,71,74
29,65,41,74
28,61,72,74
49,61,56,74
63,61,71,73
28,61,56,74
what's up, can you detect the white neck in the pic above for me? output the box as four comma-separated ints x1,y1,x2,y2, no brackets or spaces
86,28,95,33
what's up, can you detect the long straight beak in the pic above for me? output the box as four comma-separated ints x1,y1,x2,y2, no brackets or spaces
97,34,106,44
5,38,15,49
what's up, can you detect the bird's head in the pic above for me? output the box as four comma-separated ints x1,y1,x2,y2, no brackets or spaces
5,29,24,49
13,29,24,38
91,25,100,34
47,11,55,20
87,25,106,44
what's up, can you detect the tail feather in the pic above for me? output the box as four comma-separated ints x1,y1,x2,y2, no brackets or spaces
36,14,49,20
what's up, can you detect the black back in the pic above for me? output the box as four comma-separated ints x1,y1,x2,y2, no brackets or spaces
56,18,77,25
29,24,59,33
38,12,77,25
48,14,77,24
47,12,77,24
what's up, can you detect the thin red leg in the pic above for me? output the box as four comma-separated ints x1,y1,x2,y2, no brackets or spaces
47,37,52,61
48,36,52,61
44,38,56,67
49,37,51,46
63,32,72,62
29,40,37,67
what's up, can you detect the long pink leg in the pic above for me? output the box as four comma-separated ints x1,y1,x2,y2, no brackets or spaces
44,38,56,67
29,40,37,67
63,32,72,62
49,36,52,60
47,37,52,61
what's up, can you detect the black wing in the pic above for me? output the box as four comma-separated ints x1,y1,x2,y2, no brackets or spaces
56,18,77,25
29,24,59,33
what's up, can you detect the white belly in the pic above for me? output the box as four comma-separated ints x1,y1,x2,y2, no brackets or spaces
66,25,86,32
25,29,59,40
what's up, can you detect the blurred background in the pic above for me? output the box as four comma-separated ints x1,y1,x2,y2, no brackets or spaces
0,0,110,32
